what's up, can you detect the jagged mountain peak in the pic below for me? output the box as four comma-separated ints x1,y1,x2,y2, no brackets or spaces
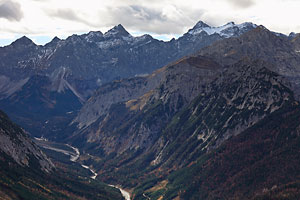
51,36,61,42
188,20,257,38
289,32,297,38
104,24,131,38
238,21,256,28
65,33,84,44
255,25,270,32
292,33,300,41
133,34,154,44
139,33,153,40
225,21,235,25
83,31,103,42
193,20,210,29
87,30,103,36
45,36,61,46
11,36,36,47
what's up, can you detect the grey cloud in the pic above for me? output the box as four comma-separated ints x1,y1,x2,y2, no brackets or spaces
0,0,23,21
31,0,51,3
200,14,235,27
226,0,255,8
48,9,83,21
105,5,204,35
46,9,97,27
129,5,167,21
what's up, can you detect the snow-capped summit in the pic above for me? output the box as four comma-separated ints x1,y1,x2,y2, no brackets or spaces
220,22,257,38
188,21,257,38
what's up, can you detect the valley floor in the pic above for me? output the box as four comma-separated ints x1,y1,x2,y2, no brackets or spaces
35,138,131,200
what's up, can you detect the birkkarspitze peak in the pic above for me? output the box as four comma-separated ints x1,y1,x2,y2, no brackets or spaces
104,24,131,38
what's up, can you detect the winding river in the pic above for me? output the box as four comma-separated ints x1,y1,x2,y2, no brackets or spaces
67,145,131,200
35,138,130,200
109,185,131,200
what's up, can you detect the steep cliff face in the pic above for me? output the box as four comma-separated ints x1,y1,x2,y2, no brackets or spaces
70,56,221,155
0,110,54,172
72,75,161,130
73,56,221,129
157,101,300,200
157,59,293,168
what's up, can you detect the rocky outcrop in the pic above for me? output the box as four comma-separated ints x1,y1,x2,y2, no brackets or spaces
0,110,54,172
158,59,294,168
73,56,221,129
71,56,221,153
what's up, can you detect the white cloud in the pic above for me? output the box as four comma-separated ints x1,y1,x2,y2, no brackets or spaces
0,0,300,46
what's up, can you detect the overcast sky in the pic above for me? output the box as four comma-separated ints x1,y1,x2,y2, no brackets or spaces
0,0,300,46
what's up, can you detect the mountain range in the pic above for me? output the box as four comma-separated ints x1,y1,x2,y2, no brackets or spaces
0,20,300,199
0,21,257,139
